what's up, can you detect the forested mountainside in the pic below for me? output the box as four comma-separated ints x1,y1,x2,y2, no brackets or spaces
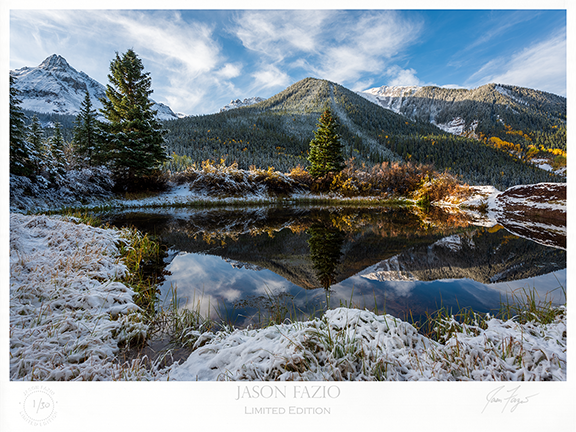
361,83,566,157
21,109,76,141
14,55,565,190
163,78,562,189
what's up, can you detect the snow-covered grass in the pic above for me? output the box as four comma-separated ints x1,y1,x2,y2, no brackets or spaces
169,307,566,381
9,213,166,380
10,167,114,213
9,213,566,381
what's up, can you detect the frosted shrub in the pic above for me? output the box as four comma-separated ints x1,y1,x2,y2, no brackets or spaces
171,159,305,197
414,172,470,204
288,165,313,186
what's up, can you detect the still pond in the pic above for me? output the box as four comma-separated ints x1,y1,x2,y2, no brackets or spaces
103,204,566,328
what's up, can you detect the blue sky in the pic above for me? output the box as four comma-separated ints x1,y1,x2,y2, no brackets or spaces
10,9,567,116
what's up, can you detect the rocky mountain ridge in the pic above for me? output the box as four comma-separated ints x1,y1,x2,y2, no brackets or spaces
10,54,178,121
219,97,266,112
358,83,566,140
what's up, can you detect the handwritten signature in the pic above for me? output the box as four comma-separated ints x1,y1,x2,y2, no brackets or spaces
482,385,539,413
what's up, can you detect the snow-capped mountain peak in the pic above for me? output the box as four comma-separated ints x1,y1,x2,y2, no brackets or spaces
220,97,266,112
363,85,421,98
358,85,421,114
10,54,179,120
39,54,72,72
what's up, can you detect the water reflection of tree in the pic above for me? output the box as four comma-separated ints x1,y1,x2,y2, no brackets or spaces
307,223,346,290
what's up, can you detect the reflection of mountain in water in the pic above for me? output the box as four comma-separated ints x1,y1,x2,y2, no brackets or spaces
359,225,565,284
223,258,264,271
104,206,565,291
179,208,474,289
105,206,471,289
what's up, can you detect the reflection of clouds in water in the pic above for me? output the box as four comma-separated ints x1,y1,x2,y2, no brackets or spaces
182,291,218,318
221,288,242,302
168,252,210,279
338,276,417,299
160,252,298,319
489,269,566,305
384,280,417,298
160,251,566,324
253,279,290,296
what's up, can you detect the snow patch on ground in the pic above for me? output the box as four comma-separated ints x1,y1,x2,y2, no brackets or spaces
495,85,530,106
432,118,479,138
433,117,466,135
531,158,566,176
357,86,419,114
114,184,274,209
9,213,163,380
10,169,114,213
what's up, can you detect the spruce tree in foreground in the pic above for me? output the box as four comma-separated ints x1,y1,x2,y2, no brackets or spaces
308,108,344,178
10,75,34,177
100,49,168,190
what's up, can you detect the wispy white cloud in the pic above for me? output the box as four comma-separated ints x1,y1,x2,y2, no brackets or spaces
10,10,244,114
455,11,542,59
384,66,423,86
216,63,243,79
100,11,220,77
466,30,566,96
252,64,291,89
233,10,330,62
233,10,423,88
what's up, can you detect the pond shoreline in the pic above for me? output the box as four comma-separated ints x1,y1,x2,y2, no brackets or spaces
9,197,567,380
9,170,567,381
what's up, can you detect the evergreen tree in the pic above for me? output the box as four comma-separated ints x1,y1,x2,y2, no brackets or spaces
10,75,33,176
48,122,67,180
307,108,344,178
28,115,44,175
100,49,168,189
73,90,103,166
307,222,345,290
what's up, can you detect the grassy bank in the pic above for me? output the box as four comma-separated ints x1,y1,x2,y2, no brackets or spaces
167,158,472,202
14,159,476,217
9,213,160,380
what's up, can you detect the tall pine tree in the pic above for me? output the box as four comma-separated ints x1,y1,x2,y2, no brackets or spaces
48,122,67,181
100,49,168,190
307,108,344,178
10,75,34,176
73,90,103,166
28,115,44,175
